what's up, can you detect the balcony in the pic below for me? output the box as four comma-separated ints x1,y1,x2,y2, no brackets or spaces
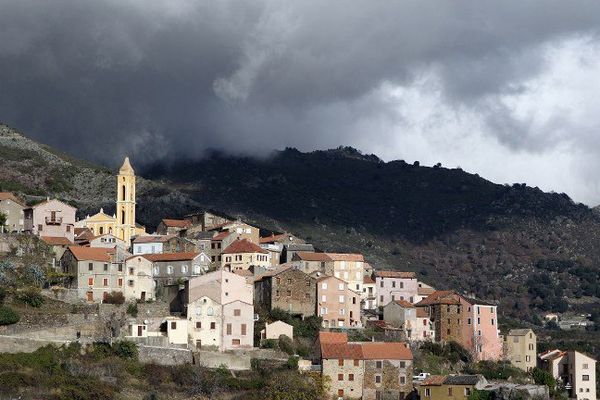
45,216,63,225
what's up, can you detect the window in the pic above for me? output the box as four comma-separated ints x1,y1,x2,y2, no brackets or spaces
338,389,344,398
529,344,534,350
338,359,344,367
38,224,42,231
103,263,108,271
491,319,495,325
241,324,247,335
226,323,232,335
448,388,453,396
338,374,343,381
376,361,382,369
400,361,406,368
232,339,240,345
582,375,590,381
181,265,188,274
320,307,327,315
196,322,201,329
118,278,123,286
128,280,134,287
322,295,327,302
234,309,241,316
167,266,173,275
467,318,471,325
196,307,202,316
210,322,216,330
339,308,345,315
425,389,431,397
207,307,214,316
338,283,344,291
286,290,291,296
525,356,531,362
392,295,395,301
380,295,383,302
118,264,123,272
354,359,359,366
582,363,589,369
465,388,472,396
400,376,406,384
88,277,94,286
171,321,177,330
103,278,108,287
287,278,292,284
339,295,344,303
392,281,396,288
380,280,384,288
375,375,381,383
88,263,93,271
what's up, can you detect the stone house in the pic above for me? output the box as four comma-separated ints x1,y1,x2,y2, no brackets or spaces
123,255,156,301
362,275,377,310
61,246,125,302
254,265,316,317
539,349,596,400
504,329,537,372
259,242,283,266
184,210,233,232
374,271,418,306
185,270,254,351
384,300,434,342
142,252,209,287
317,275,361,328
415,282,436,303
24,198,76,242
319,332,413,400
290,251,331,274
188,231,215,253
156,218,192,236
208,230,234,265
416,291,502,361
260,320,293,341
221,239,271,272
281,243,315,264
324,253,365,293
40,236,73,270
0,192,25,233
419,375,487,400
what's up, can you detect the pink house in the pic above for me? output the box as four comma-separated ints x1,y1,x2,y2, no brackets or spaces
461,297,502,361
24,198,76,242
374,271,418,306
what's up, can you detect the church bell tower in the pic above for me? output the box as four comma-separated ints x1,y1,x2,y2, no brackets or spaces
116,156,136,244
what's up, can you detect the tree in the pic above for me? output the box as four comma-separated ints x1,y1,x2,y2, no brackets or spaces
0,212,6,231
532,367,556,395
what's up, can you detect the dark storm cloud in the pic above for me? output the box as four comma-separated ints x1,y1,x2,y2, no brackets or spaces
2,0,600,202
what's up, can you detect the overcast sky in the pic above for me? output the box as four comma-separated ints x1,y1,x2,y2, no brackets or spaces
1,1,600,204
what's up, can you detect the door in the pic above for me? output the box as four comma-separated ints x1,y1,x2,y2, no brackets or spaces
141,291,146,302
196,340,201,349
86,291,93,302
137,326,143,337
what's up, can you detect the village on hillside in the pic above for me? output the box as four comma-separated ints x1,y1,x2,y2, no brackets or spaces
0,157,597,400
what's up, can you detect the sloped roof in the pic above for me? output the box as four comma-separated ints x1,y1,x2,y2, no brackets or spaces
374,271,416,279
41,236,73,246
212,231,232,241
418,286,435,296
133,235,176,244
415,290,461,306
319,331,348,344
0,192,24,206
321,343,364,359
421,375,447,386
363,275,375,284
253,264,296,281
259,233,288,244
68,246,111,262
222,239,268,254
142,252,200,262
508,329,533,336
361,342,412,360
392,299,414,308
294,251,332,262
326,253,364,262
416,308,430,318
119,156,134,174
161,219,191,228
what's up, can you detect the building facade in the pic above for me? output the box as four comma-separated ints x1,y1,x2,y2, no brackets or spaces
221,239,271,272
324,253,365,293
539,350,596,400
374,271,418,306
254,265,316,317
0,192,25,233
24,198,76,242
504,329,536,372
317,275,361,328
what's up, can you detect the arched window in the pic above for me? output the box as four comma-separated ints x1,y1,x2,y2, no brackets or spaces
207,307,214,316
122,185,126,201
121,210,125,224
99,227,104,235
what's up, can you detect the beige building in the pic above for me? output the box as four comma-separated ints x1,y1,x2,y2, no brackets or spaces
89,233,128,250
24,198,76,242
317,275,361,328
324,253,365,293
383,299,434,342
260,320,293,341
504,329,536,372
123,255,156,302
290,251,331,274
185,270,254,351
221,239,270,272
362,275,377,310
0,192,25,233
539,349,596,400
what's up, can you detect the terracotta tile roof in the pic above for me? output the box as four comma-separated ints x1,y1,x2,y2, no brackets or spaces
259,233,288,244
422,375,447,386
233,269,254,277
416,308,430,318
374,271,416,279
222,239,268,254
253,264,296,281
361,342,413,360
41,236,73,246
326,253,364,262
363,275,375,284
142,252,200,262
418,286,435,296
415,290,461,306
161,219,191,228
393,299,414,308
294,252,332,262
68,246,111,262
319,331,348,344
0,192,24,206
133,235,176,244
75,228,95,241
212,231,232,241
321,343,363,359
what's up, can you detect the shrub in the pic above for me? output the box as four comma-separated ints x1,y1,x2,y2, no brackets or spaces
0,287,6,304
103,291,125,305
286,356,299,370
127,303,138,317
15,287,44,307
0,305,20,325
113,341,138,360
278,335,295,355
532,367,556,395
261,339,278,349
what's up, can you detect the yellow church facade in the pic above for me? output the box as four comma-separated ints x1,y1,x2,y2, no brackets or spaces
76,157,145,243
